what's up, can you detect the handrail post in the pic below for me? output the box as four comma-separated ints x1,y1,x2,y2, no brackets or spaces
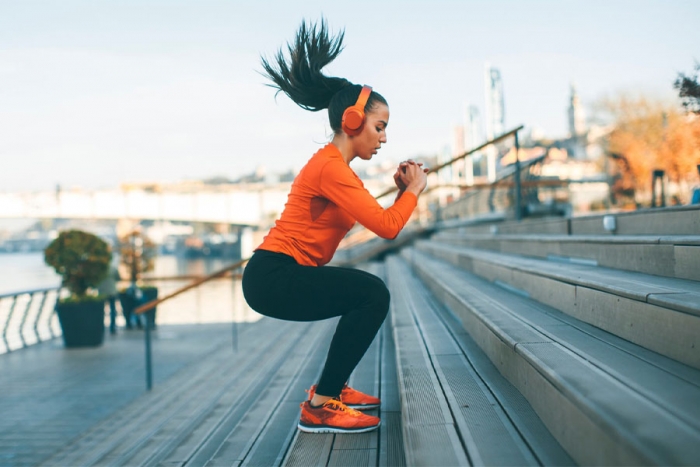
34,291,49,344
3,295,19,352
18,293,36,348
514,131,523,221
145,311,153,390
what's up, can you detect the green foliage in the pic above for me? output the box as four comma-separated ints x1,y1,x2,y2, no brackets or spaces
44,230,112,299
675,62,700,114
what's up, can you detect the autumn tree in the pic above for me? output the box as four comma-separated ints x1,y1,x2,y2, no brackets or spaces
118,230,156,283
601,94,700,206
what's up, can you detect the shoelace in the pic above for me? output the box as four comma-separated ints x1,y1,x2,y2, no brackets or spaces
323,398,362,416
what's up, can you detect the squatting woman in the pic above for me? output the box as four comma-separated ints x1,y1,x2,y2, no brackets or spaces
242,19,428,434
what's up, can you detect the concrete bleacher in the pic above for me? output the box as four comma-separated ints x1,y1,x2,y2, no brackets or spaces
5,205,700,466
386,205,700,465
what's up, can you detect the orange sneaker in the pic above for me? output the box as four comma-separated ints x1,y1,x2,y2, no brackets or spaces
298,398,380,434
307,384,381,410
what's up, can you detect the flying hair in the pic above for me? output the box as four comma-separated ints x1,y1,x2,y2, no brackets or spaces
261,19,351,112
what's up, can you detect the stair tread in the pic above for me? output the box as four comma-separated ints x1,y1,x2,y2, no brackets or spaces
419,241,700,314
387,255,576,466
406,248,700,464
435,232,700,245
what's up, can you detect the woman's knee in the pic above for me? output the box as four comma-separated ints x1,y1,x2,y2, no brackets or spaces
365,278,390,317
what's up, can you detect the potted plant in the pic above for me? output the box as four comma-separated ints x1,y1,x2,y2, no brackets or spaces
117,229,158,329
44,229,112,347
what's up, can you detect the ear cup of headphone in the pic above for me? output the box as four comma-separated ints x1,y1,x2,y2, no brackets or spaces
341,107,365,136
341,85,372,136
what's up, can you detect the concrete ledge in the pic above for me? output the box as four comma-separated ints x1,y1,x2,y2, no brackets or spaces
404,248,700,465
416,241,700,369
433,232,700,281
571,205,700,235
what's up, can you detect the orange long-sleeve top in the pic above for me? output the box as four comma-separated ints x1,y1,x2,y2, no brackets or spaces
257,143,418,267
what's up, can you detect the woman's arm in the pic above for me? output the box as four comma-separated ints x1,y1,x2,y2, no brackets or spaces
319,160,420,239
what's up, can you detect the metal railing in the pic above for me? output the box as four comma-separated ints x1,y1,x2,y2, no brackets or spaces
133,258,248,390
0,286,62,354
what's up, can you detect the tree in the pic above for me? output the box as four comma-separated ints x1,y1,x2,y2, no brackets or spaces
118,230,156,283
675,62,700,115
601,94,700,206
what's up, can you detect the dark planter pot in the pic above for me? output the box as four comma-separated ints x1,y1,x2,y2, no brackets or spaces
56,300,106,347
141,287,158,329
119,288,158,329
118,292,138,329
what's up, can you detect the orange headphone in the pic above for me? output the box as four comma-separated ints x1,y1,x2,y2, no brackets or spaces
341,85,372,136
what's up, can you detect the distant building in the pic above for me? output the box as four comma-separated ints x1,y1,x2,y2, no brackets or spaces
568,83,586,138
566,83,589,159
484,64,505,140
451,124,468,186
452,125,465,157
484,64,505,181
464,105,483,150
464,104,482,184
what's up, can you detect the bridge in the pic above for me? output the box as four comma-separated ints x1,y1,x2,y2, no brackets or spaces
0,184,292,226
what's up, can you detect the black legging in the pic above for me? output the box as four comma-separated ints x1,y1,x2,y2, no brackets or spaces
242,249,390,397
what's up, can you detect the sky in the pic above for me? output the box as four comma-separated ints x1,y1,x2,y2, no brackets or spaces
1,0,699,192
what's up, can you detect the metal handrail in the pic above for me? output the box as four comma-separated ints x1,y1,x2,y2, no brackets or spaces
137,273,242,282
0,287,60,300
0,286,62,353
133,258,248,316
131,257,249,390
376,125,524,199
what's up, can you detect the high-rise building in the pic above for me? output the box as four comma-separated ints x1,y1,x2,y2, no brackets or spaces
484,64,505,140
463,104,482,185
484,63,505,181
451,125,465,185
464,105,482,150
567,83,588,159
568,83,586,138
452,125,466,157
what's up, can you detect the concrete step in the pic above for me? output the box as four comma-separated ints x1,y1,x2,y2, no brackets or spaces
432,232,700,281
385,255,573,466
450,205,700,236
402,247,700,465
414,240,700,369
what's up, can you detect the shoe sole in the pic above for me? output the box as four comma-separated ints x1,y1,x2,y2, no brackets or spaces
297,421,380,434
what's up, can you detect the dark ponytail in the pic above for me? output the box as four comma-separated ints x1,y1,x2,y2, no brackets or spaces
261,19,388,134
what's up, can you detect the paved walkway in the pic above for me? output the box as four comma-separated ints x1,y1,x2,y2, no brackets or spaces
0,322,246,467
0,315,404,467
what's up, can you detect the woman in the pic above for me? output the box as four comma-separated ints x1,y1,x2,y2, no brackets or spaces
242,19,428,434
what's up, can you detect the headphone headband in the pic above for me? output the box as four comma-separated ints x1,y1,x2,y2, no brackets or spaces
355,85,372,111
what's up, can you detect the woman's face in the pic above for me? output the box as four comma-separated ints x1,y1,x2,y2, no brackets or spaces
353,104,389,161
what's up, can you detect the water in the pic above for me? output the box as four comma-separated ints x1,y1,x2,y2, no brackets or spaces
0,252,259,325
0,253,62,294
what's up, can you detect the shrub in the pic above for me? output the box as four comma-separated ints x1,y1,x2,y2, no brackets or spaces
44,230,112,299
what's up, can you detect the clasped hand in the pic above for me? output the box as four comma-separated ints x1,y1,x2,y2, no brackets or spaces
393,159,429,194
